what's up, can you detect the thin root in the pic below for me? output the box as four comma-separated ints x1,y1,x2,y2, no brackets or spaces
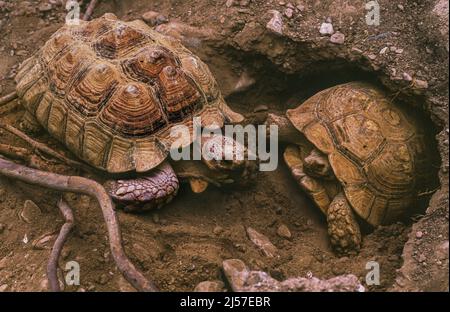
83,0,99,21
0,122,91,172
0,91,18,106
0,157,158,292
47,197,74,292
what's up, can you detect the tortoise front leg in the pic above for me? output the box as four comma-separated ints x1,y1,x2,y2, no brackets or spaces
284,145,361,254
284,145,332,214
327,193,362,255
104,161,179,212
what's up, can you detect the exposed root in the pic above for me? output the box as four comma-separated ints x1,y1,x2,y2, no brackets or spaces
0,157,159,292
0,122,91,172
0,91,18,106
0,143,31,161
47,198,74,292
83,0,99,21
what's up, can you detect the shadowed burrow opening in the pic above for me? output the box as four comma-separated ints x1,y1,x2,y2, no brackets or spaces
222,54,441,231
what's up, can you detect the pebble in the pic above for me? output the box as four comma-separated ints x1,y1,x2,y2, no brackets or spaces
330,32,345,44
402,72,413,81
435,240,449,260
38,3,53,12
233,71,256,93
246,227,278,258
415,231,424,239
284,8,294,18
418,254,426,263
20,200,42,224
319,22,334,35
413,79,429,89
380,47,389,54
213,226,224,235
194,280,226,292
253,104,268,113
0,223,5,234
0,284,8,292
398,4,404,11
225,0,235,7
0,257,7,270
266,10,283,35
16,50,28,56
222,259,249,291
277,224,292,239
152,213,160,224
142,11,168,26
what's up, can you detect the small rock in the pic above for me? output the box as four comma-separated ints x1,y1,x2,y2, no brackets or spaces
253,104,268,113
368,54,377,60
0,187,6,202
296,4,305,12
277,224,292,239
266,10,283,35
246,227,278,258
233,71,256,94
16,50,28,56
0,257,7,270
0,223,5,234
0,284,8,292
222,259,250,291
213,226,224,235
330,32,345,44
319,22,334,35
97,273,109,285
435,240,449,260
395,48,404,54
38,3,52,12
152,213,160,224
418,254,426,263
413,79,429,89
20,200,42,224
142,11,168,26
284,8,294,18
194,280,226,292
415,231,424,239
380,47,389,54
402,72,413,81
398,4,404,11
225,0,235,7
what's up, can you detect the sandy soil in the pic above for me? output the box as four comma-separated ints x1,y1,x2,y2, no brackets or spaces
0,0,448,292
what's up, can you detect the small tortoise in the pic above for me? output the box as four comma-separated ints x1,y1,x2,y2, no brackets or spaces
14,13,253,211
268,82,434,254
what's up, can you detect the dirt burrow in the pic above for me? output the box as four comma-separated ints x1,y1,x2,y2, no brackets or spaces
0,0,448,292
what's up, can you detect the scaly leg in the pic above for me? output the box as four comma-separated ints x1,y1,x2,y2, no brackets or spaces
327,193,362,255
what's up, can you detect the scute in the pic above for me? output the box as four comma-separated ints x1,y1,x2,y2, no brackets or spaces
288,82,430,225
99,82,167,137
15,13,240,174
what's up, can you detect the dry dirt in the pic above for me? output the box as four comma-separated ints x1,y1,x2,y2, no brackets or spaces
0,0,448,292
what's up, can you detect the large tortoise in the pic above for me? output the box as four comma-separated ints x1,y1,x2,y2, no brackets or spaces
268,82,434,254
14,13,253,211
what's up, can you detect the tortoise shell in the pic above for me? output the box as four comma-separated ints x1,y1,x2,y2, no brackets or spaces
15,13,242,174
287,82,432,226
